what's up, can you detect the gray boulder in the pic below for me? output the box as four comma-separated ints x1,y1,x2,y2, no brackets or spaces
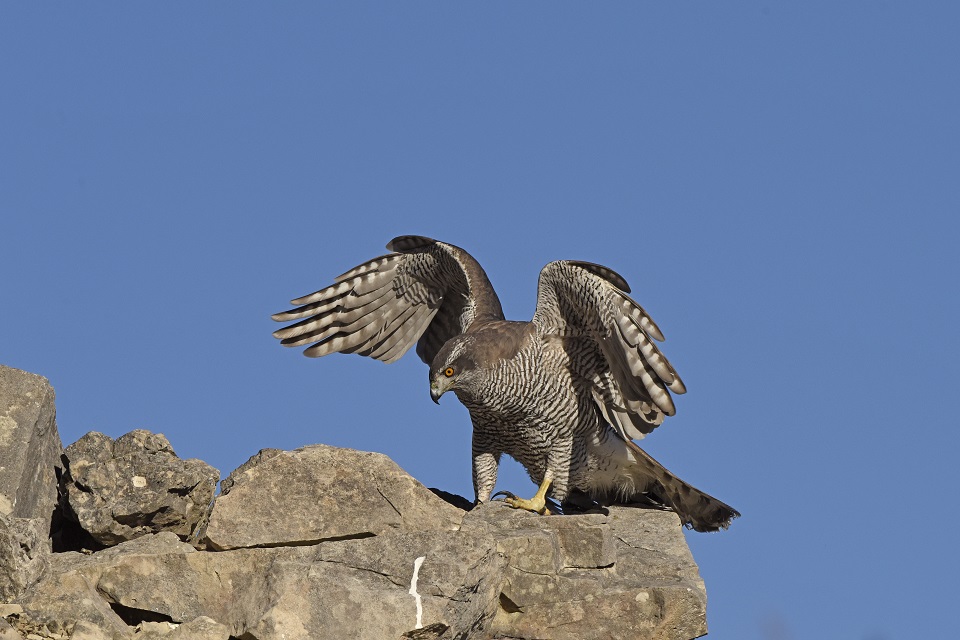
62,430,218,546
0,363,714,640
0,365,63,604
14,528,502,640
0,514,49,602
12,532,200,639
12,499,708,639
0,618,20,640
138,616,231,639
0,365,62,524
200,444,464,550
462,503,708,640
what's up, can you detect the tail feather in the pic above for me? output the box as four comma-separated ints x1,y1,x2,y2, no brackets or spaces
617,440,739,532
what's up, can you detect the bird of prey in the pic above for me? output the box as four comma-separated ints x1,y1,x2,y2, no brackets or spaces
272,236,738,531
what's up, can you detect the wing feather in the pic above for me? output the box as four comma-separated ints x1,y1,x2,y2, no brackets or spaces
371,306,438,363
616,293,665,342
614,313,681,390
303,300,410,358
343,304,419,356
272,237,503,365
272,289,394,344
271,279,394,325
284,301,387,350
532,260,685,438
334,255,401,283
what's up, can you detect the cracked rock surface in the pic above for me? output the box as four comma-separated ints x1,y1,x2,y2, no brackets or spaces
199,445,464,550
62,430,219,547
1,366,710,640
0,365,62,526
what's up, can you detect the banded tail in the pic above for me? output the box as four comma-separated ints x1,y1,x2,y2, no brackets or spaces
625,440,739,532
587,438,739,532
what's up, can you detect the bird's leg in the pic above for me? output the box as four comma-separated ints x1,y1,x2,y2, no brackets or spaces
472,448,500,504
497,475,553,515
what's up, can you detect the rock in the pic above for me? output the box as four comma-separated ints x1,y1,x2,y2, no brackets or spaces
13,501,706,640
15,533,197,639
0,365,62,524
90,534,295,633
237,529,505,639
70,622,117,640
3,607,71,640
460,502,708,640
134,616,231,640
0,605,23,617
168,618,223,639
402,622,450,639
0,618,20,640
200,444,464,550
131,621,176,638
168,616,231,640
62,430,219,546
68,622,116,640
15,526,505,640
2,365,714,640
0,514,49,601
0,609,24,640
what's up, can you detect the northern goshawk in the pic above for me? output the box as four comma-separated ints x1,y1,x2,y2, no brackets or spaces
272,236,738,531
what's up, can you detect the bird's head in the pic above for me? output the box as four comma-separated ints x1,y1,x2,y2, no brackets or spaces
428,337,479,404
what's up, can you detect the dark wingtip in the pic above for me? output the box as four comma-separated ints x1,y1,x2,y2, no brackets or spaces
566,260,631,293
386,235,437,252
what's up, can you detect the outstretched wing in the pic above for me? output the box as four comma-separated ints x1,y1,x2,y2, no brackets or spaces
531,261,685,440
272,236,504,365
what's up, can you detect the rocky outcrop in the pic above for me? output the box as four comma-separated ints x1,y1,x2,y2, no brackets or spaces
1,367,712,640
11,505,704,639
0,516,48,603
200,445,464,550
0,366,62,525
61,430,218,547
0,366,63,605
464,505,706,639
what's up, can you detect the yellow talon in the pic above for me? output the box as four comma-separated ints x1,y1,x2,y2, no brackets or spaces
499,477,553,515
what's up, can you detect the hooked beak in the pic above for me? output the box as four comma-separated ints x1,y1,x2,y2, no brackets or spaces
430,377,451,404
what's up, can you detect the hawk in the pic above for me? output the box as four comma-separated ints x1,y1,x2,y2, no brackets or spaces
272,236,738,531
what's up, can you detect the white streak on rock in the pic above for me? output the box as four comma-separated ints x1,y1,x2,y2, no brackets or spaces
409,555,426,629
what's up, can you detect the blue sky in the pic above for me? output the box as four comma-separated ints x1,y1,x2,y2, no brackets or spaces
3,3,958,638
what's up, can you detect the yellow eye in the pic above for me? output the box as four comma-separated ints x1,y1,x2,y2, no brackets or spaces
444,367,455,377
